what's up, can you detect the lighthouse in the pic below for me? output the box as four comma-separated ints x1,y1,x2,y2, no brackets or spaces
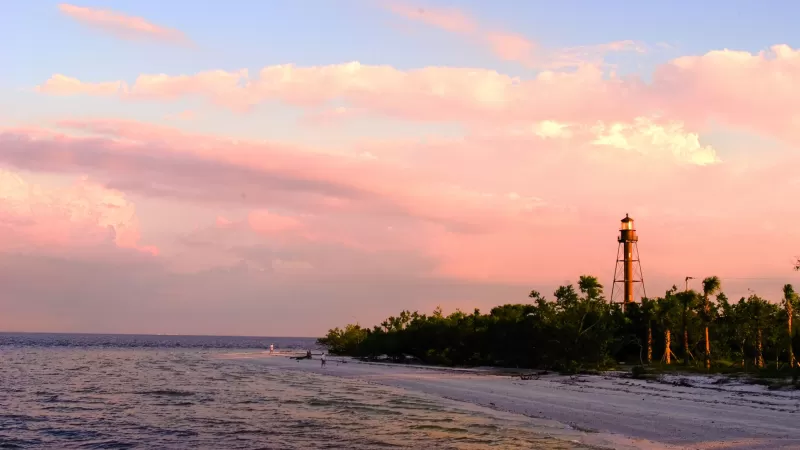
611,214,646,305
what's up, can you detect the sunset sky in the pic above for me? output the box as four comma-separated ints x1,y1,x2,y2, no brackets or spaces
1,1,799,336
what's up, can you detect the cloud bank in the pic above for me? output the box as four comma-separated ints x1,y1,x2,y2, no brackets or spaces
2,3,799,335
58,3,190,44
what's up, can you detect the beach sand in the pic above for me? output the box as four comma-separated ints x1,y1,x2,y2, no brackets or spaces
226,352,800,450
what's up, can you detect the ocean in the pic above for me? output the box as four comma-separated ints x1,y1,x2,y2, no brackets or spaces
0,333,586,449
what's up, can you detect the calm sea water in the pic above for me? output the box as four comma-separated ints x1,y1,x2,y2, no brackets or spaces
0,333,586,449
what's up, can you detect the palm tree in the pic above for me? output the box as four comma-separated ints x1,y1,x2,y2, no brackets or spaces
729,298,751,369
676,290,699,365
640,297,659,364
658,288,680,364
783,284,797,367
701,277,721,369
746,294,770,368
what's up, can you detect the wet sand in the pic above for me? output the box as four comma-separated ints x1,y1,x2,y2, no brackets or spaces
228,352,800,450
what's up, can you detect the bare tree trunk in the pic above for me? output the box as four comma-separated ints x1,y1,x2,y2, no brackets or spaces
682,307,688,365
703,298,711,370
789,302,795,368
757,328,765,369
664,329,671,365
740,340,746,369
647,323,653,364
683,328,690,365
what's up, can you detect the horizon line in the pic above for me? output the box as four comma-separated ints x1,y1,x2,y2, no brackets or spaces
0,330,321,339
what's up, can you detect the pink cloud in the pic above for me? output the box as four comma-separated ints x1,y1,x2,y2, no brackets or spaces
299,106,367,127
0,120,538,239
384,2,476,34
35,74,127,96
165,110,197,121
0,169,157,255
34,44,800,149
129,70,249,109
58,3,190,44
0,115,787,288
34,63,643,125
485,32,537,66
215,216,233,228
12,7,800,336
1,112,798,333
248,210,303,235
10,37,800,313
652,44,800,143
0,121,411,221
545,40,648,69
382,2,643,68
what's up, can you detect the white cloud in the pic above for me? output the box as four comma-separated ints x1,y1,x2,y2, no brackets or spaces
591,118,720,166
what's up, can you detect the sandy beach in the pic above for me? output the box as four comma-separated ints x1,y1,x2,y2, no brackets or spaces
225,352,800,450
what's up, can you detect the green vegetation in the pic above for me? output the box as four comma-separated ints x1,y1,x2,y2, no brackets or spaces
318,275,800,375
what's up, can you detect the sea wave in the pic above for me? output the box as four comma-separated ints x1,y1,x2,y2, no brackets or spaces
0,334,585,449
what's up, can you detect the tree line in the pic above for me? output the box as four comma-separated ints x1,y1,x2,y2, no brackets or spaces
318,275,800,373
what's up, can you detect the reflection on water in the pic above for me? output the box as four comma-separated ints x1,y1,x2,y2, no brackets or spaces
0,335,590,449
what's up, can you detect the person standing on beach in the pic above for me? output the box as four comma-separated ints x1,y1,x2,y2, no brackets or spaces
321,353,327,367
269,344,274,354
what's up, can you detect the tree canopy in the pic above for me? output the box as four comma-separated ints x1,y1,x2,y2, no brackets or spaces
318,275,800,373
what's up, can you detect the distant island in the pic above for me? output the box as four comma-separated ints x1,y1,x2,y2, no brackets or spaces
318,275,800,379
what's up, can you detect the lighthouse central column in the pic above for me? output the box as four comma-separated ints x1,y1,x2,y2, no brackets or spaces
623,240,633,303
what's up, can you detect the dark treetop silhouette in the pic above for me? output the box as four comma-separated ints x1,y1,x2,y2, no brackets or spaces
319,275,800,373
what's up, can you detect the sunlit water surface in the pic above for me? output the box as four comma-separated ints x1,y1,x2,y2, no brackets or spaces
0,333,588,449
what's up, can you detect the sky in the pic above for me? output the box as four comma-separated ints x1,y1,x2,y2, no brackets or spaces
1,1,800,336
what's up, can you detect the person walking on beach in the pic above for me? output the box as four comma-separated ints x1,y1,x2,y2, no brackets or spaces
321,353,327,367
269,344,274,354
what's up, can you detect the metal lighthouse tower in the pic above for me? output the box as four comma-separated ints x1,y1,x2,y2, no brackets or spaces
611,214,646,305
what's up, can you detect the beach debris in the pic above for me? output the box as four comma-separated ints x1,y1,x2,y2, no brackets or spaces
519,370,548,380
672,377,693,387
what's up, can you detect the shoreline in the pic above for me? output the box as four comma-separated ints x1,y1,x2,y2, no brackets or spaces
223,352,800,449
